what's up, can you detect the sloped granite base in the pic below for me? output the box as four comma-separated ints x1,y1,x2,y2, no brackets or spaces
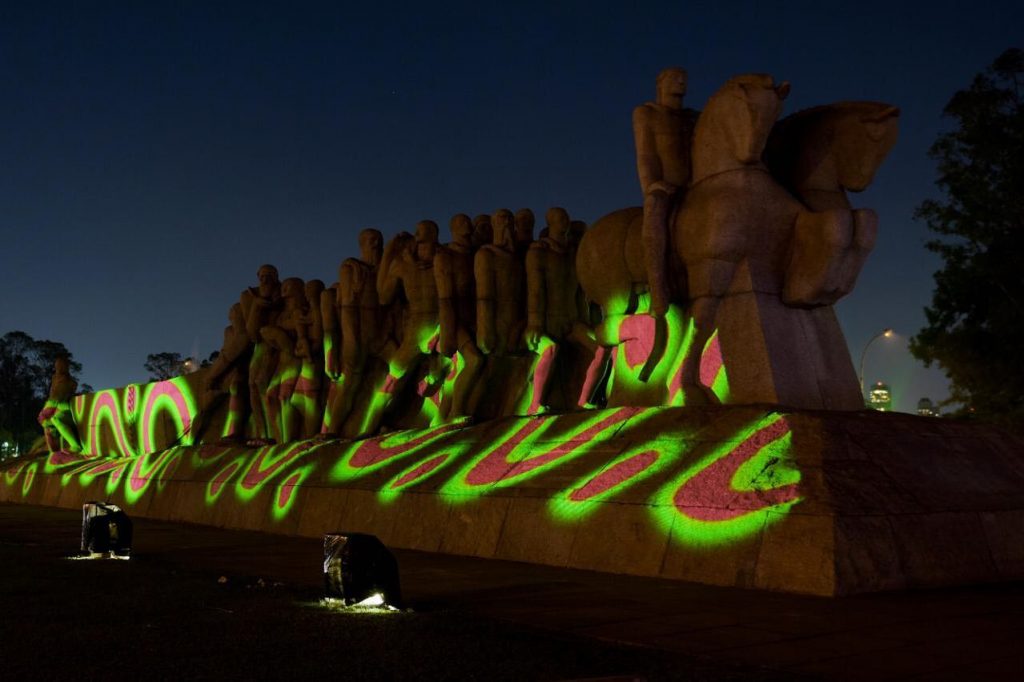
3,406,1022,596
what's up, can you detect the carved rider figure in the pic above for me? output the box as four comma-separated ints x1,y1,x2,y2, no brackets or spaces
633,67,699,316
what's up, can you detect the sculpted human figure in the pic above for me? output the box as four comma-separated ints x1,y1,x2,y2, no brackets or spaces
434,213,484,417
514,208,535,258
321,229,384,438
633,67,699,316
241,264,282,445
472,214,493,251
377,221,442,407
260,277,308,443
37,356,81,454
291,279,325,439
195,302,251,442
474,209,525,356
524,207,599,411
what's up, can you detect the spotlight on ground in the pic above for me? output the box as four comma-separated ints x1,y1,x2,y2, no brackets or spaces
79,502,133,559
323,532,402,609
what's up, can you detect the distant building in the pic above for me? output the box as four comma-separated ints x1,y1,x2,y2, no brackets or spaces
917,397,938,417
868,381,892,411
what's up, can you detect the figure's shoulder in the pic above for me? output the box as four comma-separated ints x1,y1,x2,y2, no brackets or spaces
475,245,499,263
632,102,659,122
341,256,368,270
434,245,454,262
434,246,454,273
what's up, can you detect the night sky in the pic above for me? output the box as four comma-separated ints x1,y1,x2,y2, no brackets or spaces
2,1,1020,412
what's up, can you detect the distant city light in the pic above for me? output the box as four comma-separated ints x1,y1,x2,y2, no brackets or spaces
917,398,939,417
868,381,892,411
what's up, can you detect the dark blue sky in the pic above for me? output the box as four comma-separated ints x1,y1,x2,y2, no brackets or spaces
2,1,1020,412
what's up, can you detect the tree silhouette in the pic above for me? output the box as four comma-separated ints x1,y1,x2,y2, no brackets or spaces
911,48,1024,426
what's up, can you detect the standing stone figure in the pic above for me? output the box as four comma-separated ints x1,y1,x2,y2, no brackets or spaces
290,278,325,439
195,302,252,443
260,277,308,443
376,221,442,412
321,229,384,438
37,356,81,454
514,208,535,259
242,264,282,445
434,213,484,418
472,214,493,252
474,209,525,357
524,207,599,411
633,67,699,316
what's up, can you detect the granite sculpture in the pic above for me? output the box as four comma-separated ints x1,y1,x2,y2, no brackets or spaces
16,69,1023,601
38,68,900,444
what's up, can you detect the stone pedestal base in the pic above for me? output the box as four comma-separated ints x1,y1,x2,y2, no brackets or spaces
3,407,1021,596
716,291,864,409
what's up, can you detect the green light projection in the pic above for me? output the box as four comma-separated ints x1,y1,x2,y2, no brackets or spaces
3,402,803,550
649,413,801,547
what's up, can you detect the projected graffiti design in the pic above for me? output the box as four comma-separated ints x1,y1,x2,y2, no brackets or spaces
2,407,802,546
69,377,198,459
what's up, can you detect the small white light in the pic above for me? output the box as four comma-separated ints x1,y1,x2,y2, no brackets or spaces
354,592,385,607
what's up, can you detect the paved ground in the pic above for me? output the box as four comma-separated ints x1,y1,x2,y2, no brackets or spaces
1,504,1022,681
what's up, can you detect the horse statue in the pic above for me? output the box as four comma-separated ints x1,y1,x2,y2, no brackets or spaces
765,102,900,304
577,75,900,408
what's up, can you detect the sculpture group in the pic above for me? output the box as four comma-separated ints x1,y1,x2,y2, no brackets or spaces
191,201,596,446
40,68,900,452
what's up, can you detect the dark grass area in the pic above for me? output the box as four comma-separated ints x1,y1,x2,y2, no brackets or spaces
0,506,800,682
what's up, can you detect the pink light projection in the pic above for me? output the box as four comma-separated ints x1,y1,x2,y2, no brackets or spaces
568,450,660,502
673,416,799,521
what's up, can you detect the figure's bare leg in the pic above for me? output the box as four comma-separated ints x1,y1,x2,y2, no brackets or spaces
450,330,483,418
44,427,59,454
570,322,608,408
683,258,737,405
247,345,276,445
54,414,81,452
526,335,558,415
642,189,672,317
222,374,249,442
266,381,284,443
299,382,322,440
248,379,270,444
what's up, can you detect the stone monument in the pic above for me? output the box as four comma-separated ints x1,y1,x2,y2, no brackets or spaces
9,67,1024,600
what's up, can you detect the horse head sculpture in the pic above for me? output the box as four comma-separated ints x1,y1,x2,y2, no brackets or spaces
766,102,900,209
690,74,791,181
